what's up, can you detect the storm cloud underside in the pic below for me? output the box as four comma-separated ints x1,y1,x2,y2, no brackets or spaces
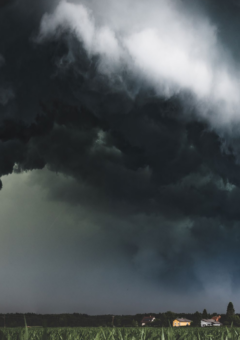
1,0,240,313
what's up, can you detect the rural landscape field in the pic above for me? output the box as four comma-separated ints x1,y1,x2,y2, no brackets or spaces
3,325,240,340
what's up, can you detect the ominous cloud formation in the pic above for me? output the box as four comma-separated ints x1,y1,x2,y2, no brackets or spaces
1,0,240,313
38,0,240,126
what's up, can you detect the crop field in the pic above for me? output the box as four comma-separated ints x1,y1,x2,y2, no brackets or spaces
1,326,240,340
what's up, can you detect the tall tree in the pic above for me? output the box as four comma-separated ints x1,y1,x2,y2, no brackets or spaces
227,302,235,316
202,309,208,318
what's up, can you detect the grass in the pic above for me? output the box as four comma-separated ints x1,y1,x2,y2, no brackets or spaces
1,326,240,340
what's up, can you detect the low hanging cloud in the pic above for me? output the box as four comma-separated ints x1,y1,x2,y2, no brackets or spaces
38,0,240,127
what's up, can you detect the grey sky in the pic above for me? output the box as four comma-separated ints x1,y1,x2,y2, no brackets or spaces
0,169,237,314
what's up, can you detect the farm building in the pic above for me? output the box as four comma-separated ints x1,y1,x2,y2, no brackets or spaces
201,318,221,327
173,318,192,327
141,316,155,326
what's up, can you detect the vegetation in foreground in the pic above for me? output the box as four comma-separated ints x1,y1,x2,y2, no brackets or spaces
2,325,240,340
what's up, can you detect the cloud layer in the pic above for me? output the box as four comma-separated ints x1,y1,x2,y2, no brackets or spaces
1,0,240,313
38,0,240,127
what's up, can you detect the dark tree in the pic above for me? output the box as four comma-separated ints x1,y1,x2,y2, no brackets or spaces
192,311,201,327
131,320,138,327
227,302,235,316
202,309,208,318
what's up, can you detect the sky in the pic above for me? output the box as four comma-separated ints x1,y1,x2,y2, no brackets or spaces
1,0,240,315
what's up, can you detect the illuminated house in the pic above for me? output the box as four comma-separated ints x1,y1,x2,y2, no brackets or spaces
173,318,192,327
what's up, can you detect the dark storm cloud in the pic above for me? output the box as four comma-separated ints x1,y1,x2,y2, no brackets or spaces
198,0,240,61
2,0,240,302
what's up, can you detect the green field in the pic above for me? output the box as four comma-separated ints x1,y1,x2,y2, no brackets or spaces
2,326,240,340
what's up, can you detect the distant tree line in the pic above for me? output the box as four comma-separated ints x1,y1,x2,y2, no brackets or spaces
0,302,239,328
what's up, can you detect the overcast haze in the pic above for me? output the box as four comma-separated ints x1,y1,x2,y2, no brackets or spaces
1,0,240,315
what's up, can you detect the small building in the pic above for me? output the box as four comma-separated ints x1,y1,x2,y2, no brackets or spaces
141,316,155,326
201,318,221,327
173,318,192,327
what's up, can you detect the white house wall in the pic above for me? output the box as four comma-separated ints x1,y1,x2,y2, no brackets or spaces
201,321,212,327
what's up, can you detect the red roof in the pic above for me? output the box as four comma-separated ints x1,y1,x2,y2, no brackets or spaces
211,316,221,322
141,316,155,323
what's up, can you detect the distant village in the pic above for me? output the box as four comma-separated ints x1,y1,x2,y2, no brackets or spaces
140,302,237,328
141,315,222,327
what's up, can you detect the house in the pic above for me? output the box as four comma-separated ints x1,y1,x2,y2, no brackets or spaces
201,319,213,327
141,316,155,326
173,318,192,327
201,318,222,327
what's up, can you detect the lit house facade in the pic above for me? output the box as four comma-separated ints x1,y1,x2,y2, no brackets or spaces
173,318,192,327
